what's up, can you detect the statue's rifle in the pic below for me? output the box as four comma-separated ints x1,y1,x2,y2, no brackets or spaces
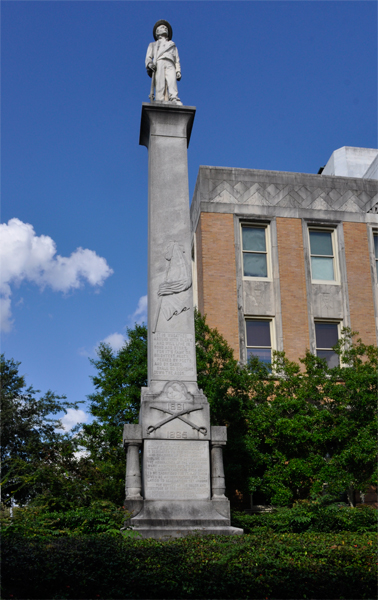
149,46,157,102
149,68,155,102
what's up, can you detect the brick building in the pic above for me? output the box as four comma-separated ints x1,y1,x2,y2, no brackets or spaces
191,147,378,369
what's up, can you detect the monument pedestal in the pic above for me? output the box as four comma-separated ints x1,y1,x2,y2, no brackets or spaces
123,388,242,539
124,421,242,539
122,103,242,539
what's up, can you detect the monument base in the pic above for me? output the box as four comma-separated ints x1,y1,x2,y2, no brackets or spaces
123,499,243,540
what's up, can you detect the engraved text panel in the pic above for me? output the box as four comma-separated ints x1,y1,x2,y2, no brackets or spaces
143,440,210,500
152,332,196,379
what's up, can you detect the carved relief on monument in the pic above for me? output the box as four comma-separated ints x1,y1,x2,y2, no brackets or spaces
312,284,343,319
140,381,210,440
243,280,274,315
153,241,192,333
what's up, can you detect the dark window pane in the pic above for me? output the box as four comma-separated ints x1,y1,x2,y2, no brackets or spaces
311,256,334,280
315,322,338,349
242,227,266,252
243,253,267,277
374,234,378,259
246,320,271,347
310,231,333,256
317,350,339,368
247,347,271,365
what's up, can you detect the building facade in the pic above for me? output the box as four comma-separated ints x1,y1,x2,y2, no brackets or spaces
190,148,378,367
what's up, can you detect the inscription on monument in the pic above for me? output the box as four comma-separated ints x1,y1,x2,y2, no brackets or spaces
144,440,210,500
153,332,195,378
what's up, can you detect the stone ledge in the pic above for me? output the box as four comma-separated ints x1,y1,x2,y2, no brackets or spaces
126,526,243,540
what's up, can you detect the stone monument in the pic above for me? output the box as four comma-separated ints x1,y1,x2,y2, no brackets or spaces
122,20,243,539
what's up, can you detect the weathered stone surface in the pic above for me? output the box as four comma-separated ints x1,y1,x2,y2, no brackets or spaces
140,399,210,440
152,332,196,380
210,425,227,443
145,20,182,105
122,99,242,539
144,440,210,500
129,500,242,539
140,104,197,391
123,424,142,444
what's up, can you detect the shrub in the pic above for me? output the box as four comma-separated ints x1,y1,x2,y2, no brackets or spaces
0,501,128,538
231,502,377,534
2,532,376,599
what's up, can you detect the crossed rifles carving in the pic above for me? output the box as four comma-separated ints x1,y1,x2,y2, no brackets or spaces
147,405,207,436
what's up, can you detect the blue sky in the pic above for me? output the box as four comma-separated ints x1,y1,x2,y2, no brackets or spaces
2,0,377,431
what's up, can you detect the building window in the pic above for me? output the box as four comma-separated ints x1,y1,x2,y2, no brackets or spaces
374,232,378,279
309,229,336,282
315,322,340,368
246,319,272,365
242,225,268,278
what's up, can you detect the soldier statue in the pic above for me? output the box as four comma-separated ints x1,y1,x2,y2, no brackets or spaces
145,20,182,105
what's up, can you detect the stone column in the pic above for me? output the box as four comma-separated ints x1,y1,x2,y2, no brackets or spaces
125,443,142,499
123,425,143,517
139,103,197,393
210,426,227,499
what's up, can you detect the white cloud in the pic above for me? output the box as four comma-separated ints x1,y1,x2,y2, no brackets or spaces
77,347,91,358
101,332,127,352
92,294,147,356
130,294,147,325
0,218,113,331
60,408,89,432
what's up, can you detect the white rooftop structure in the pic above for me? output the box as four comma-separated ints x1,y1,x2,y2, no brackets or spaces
322,146,378,180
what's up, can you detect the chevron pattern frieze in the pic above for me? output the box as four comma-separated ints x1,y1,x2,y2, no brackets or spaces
208,180,377,213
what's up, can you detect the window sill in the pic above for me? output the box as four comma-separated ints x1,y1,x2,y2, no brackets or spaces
243,276,273,282
311,279,340,285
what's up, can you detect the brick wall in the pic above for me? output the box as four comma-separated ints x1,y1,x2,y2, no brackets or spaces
276,217,310,362
195,212,240,357
343,222,377,345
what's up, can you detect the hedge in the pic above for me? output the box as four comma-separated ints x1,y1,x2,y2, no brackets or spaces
0,501,126,538
232,503,377,534
2,531,376,599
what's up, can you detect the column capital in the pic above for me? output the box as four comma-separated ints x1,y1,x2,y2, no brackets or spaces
139,103,196,149
123,424,142,449
211,426,227,446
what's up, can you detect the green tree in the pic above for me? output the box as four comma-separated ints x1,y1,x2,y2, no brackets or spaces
0,355,82,507
76,323,148,505
245,330,378,506
82,318,377,508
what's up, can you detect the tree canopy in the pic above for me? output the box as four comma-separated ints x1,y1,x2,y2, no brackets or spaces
1,354,81,507
2,316,376,510
78,315,378,507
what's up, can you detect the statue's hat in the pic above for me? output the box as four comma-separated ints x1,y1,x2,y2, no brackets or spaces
153,20,172,41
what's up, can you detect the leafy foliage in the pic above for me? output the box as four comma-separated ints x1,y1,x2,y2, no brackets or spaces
0,354,82,507
74,324,148,505
77,319,377,508
3,532,376,599
194,310,254,499
1,500,128,538
2,320,376,511
232,503,377,534
244,330,378,506
86,323,147,436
